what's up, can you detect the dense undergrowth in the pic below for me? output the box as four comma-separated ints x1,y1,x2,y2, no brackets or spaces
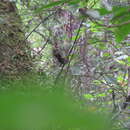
0,74,113,130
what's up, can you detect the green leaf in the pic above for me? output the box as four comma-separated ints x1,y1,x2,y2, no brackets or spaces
35,0,79,13
96,93,106,97
117,75,124,82
114,22,130,43
84,94,94,99
68,0,80,5
111,7,130,42
108,89,113,93
116,60,126,65
35,1,63,13
112,6,130,21
103,52,111,57
97,8,112,15
93,80,102,85
79,0,88,8
126,56,130,66
97,43,106,50
97,6,130,42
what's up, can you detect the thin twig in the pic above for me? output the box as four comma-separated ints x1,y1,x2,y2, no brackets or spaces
34,30,47,40
38,39,50,55
67,19,84,58
54,64,65,84
32,37,50,59
54,19,84,84
24,12,56,42
112,89,117,112
65,19,84,73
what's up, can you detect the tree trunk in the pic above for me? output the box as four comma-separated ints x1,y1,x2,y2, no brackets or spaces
0,1,31,77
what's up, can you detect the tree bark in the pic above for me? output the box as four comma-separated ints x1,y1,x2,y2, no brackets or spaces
0,1,31,77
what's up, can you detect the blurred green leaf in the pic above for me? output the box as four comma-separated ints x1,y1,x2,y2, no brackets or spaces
103,52,111,57
84,94,94,99
0,76,111,130
35,0,80,13
97,8,112,15
111,7,130,42
96,93,106,97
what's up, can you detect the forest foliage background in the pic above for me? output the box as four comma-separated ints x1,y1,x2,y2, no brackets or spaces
1,0,130,129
